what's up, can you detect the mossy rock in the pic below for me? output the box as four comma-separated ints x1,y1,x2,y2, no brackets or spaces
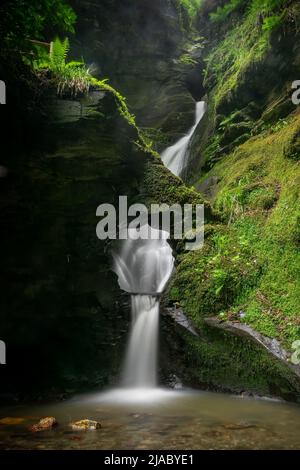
219,122,253,147
161,316,300,402
284,127,300,161
141,159,214,218
262,98,295,126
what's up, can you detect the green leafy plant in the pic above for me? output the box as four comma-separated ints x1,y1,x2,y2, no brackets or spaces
210,0,245,23
173,0,202,31
254,118,290,136
0,0,76,51
262,14,283,31
212,268,228,296
217,180,249,224
209,0,287,23
180,0,202,19
179,53,198,65
218,110,253,132
35,40,157,155
49,37,70,72
35,37,91,97
249,0,288,15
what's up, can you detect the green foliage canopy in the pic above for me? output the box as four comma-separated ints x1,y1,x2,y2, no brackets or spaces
209,0,288,24
179,0,203,18
0,0,76,49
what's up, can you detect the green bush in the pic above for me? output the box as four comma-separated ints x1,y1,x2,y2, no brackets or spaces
249,0,288,15
180,0,203,19
0,0,76,50
262,14,283,31
34,37,91,97
210,0,245,23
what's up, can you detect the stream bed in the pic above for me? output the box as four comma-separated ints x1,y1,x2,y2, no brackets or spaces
1,389,300,450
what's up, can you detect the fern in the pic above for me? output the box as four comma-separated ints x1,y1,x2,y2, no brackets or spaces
50,37,70,72
249,0,288,15
34,37,91,97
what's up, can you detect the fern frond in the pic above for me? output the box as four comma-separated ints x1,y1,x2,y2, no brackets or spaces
65,60,84,68
50,37,70,71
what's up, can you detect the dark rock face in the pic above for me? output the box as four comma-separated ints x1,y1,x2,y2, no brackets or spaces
72,0,196,144
0,88,147,399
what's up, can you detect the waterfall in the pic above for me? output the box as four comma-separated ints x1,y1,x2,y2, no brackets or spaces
111,102,205,393
113,226,174,388
122,295,159,387
161,101,206,177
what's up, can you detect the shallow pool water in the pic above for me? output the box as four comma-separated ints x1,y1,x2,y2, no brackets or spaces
1,388,300,450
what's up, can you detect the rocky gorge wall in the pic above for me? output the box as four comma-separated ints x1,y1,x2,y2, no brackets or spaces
72,0,198,143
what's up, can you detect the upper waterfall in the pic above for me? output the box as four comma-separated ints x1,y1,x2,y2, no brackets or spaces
161,101,206,177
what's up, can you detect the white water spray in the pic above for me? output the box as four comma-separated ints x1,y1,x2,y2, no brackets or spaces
161,101,206,177
113,226,174,388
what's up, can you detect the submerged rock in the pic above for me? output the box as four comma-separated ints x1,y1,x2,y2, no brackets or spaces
70,419,101,431
0,417,25,425
29,417,57,432
222,422,257,431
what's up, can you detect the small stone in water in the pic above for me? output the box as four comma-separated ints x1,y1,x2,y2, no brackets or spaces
0,417,25,425
69,435,84,441
222,421,256,430
70,419,101,431
29,417,57,432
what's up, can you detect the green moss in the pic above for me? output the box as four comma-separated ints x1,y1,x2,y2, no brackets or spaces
283,126,300,161
185,113,300,350
142,160,210,208
204,1,296,111
140,127,171,152
204,14,266,108
209,0,245,23
172,0,202,31
166,114,300,401
168,221,261,327
33,38,158,158
178,53,198,66
163,0,300,399
179,0,202,19
202,134,222,167
90,78,158,158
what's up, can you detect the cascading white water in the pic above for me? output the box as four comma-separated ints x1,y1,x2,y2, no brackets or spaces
113,226,174,388
110,102,205,397
161,101,206,177
122,295,159,387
